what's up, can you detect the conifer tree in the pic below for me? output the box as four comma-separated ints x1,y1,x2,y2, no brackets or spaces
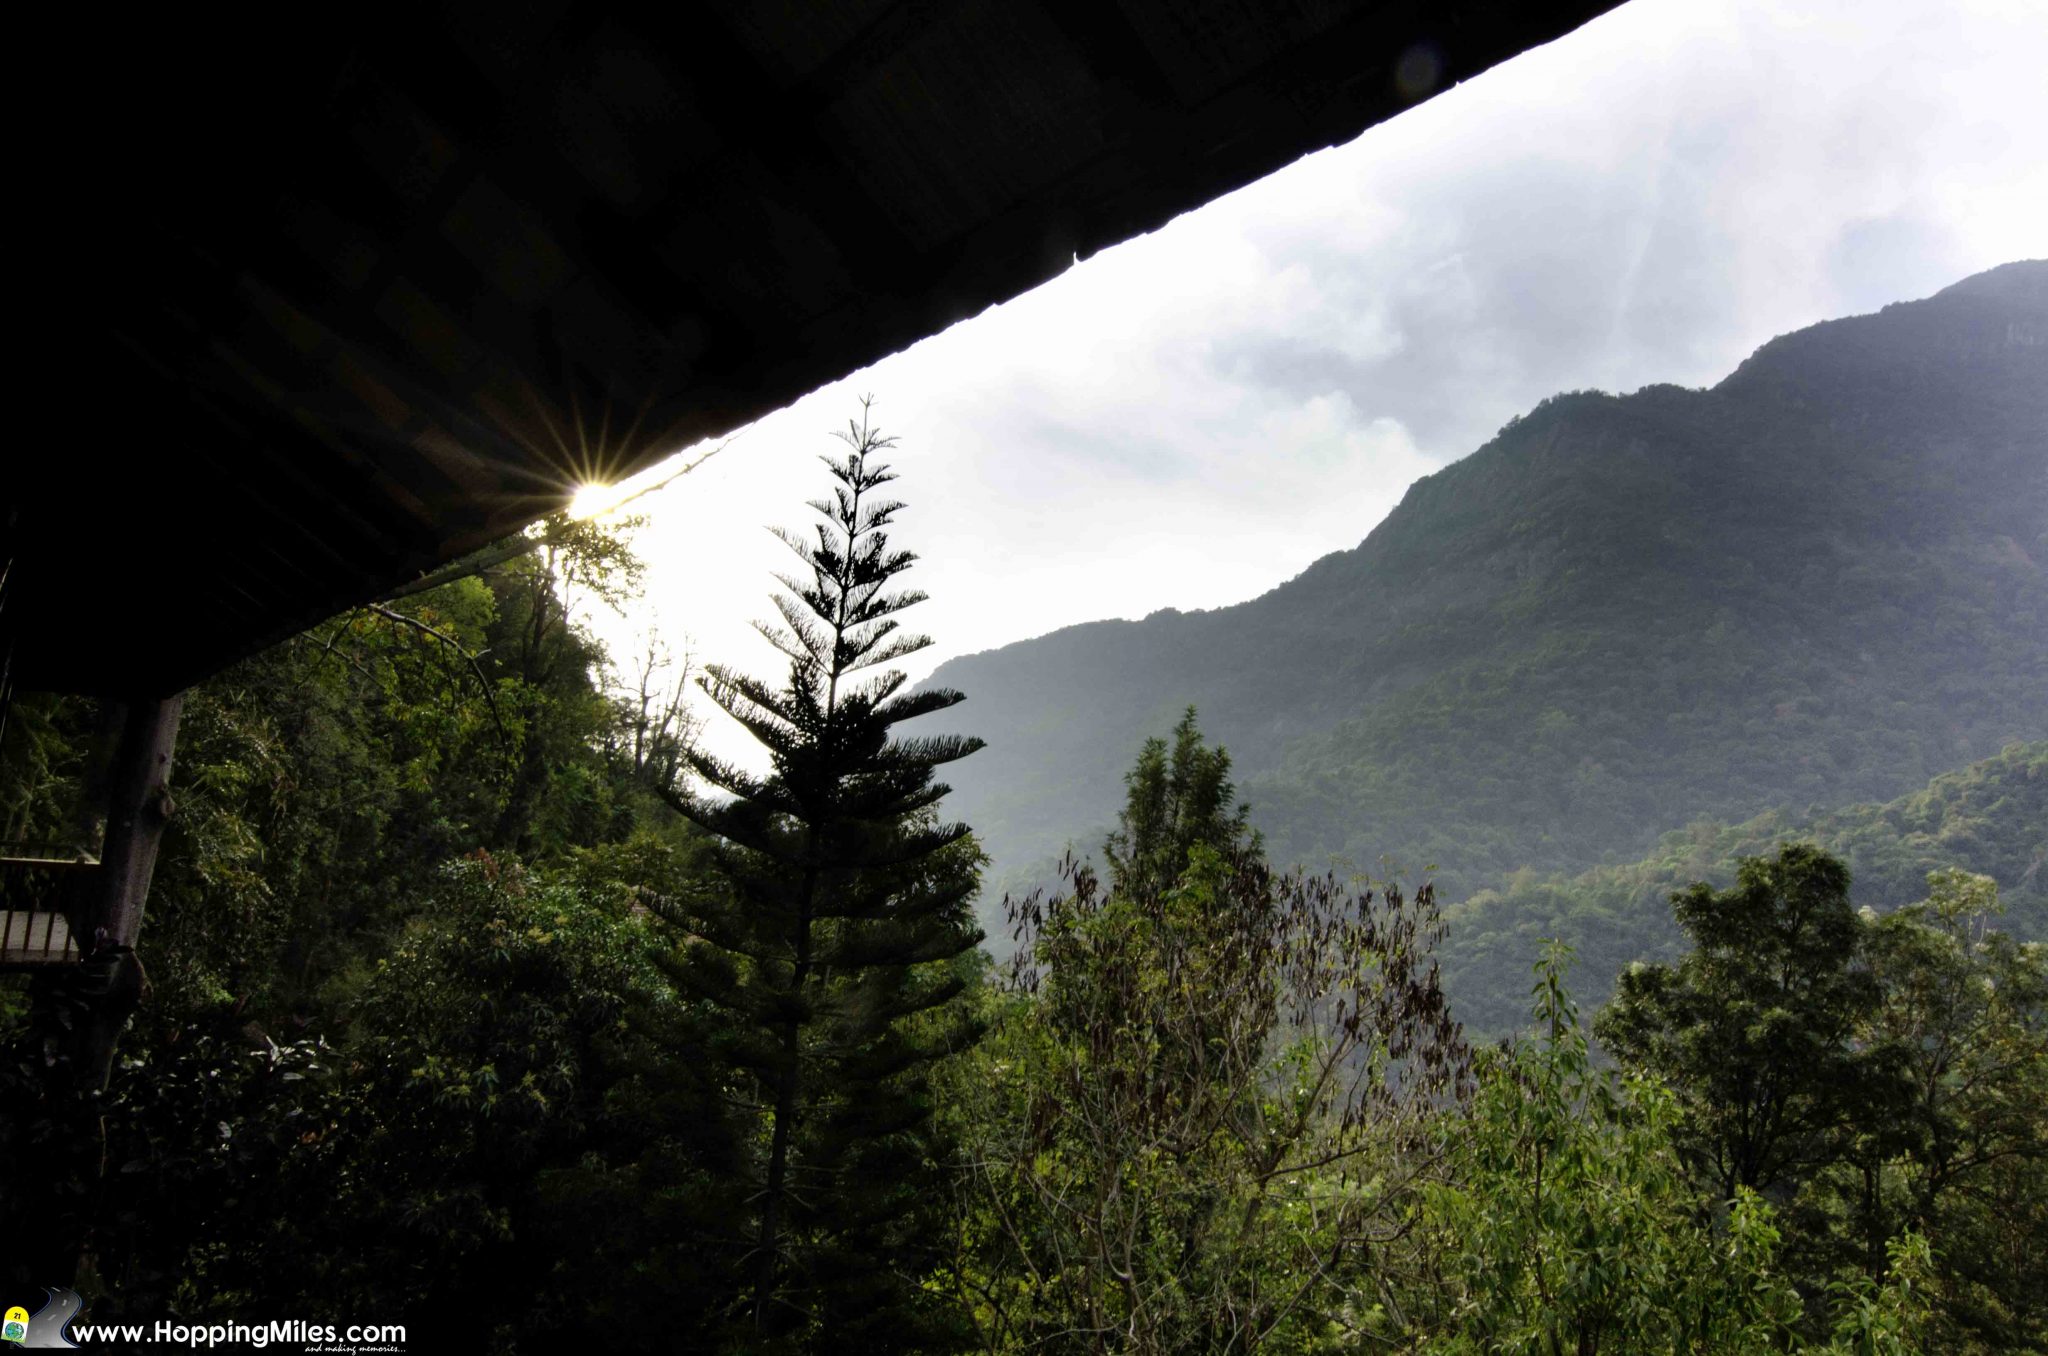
1103,704,1257,898
652,402,986,1347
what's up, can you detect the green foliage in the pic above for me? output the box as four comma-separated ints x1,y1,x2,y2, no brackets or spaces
1,841,756,1351
1443,741,2047,1036
79,513,675,1016
0,994,341,1318
1103,705,1257,900
1413,943,1803,1353
319,854,656,1307
652,405,987,1348
10,265,2044,1356
1795,869,2048,1351
947,717,1468,1354
0,690,99,849
1593,848,2048,1350
484,515,647,851
0,510,718,1339
1594,845,1885,1203
1814,1233,1937,1356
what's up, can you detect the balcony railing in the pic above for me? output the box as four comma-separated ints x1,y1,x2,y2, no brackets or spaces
0,849,99,968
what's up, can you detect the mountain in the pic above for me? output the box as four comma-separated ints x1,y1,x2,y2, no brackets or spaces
1443,740,2048,1035
922,262,2048,913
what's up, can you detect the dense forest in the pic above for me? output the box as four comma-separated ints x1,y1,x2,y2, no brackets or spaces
927,261,2048,908
4,273,2045,1352
1443,740,2047,1034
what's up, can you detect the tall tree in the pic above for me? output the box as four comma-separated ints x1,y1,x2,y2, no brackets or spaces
951,715,1469,1353
485,512,646,851
1595,844,1887,1203
602,632,700,800
654,403,986,1347
1103,704,1257,900
1828,869,2048,1350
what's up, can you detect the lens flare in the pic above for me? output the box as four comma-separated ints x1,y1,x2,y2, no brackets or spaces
568,480,631,520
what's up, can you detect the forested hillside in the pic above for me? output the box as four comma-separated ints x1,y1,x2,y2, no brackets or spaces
1443,739,2047,1034
925,261,2048,905
6,403,2042,1353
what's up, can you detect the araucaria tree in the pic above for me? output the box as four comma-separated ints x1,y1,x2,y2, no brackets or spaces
653,404,987,1347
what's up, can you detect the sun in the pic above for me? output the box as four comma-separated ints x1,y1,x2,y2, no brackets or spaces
568,481,630,520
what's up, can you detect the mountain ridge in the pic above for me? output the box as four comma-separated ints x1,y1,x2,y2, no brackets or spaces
931,258,2047,669
924,262,2048,911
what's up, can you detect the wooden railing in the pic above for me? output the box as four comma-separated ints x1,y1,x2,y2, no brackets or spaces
0,851,99,968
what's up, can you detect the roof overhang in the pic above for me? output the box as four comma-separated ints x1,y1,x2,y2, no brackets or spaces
7,0,1620,697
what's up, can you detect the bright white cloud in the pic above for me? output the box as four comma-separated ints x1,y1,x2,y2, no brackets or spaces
578,0,2048,770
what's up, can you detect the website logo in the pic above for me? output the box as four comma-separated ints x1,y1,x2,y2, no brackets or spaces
1,1290,79,1349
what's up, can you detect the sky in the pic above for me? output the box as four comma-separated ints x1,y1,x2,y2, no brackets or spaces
573,0,2048,766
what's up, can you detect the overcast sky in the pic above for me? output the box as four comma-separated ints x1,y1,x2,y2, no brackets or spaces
577,0,2047,764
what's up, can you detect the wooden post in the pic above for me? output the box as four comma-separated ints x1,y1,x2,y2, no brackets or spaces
94,696,183,948
67,694,182,1087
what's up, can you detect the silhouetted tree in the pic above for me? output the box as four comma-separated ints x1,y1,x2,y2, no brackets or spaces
653,403,986,1348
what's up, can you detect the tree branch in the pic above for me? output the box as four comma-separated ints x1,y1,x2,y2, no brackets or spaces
361,602,510,748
